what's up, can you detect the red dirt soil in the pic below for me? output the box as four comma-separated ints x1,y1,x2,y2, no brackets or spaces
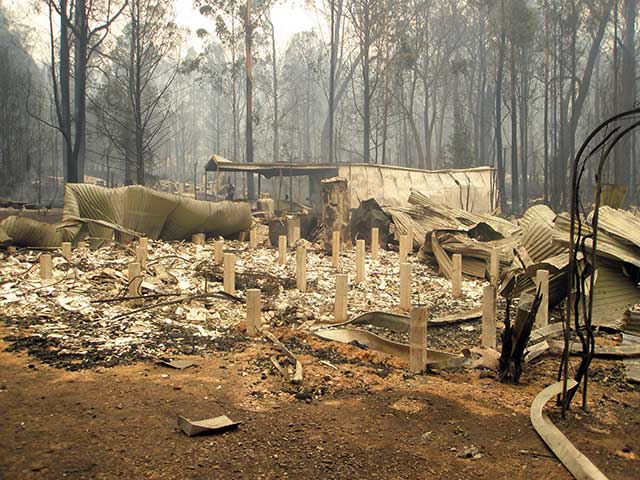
1,331,638,480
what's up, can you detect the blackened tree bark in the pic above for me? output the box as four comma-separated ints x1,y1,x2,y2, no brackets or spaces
47,0,125,184
509,36,519,214
615,0,637,199
494,0,507,213
245,0,255,199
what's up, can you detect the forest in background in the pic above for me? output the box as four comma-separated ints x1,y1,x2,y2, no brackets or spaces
0,0,638,213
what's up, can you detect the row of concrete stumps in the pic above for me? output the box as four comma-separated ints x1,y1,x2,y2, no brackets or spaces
37,229,549,375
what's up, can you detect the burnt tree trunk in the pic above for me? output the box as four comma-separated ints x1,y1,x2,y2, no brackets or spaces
499,291,542,384
321,177,350,254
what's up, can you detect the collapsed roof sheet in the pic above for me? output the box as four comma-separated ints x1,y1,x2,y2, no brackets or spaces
591,206,640,250
553,213,640,268
407,188,520,238
590,262,640,326
0,184,252,247
518,204,556,233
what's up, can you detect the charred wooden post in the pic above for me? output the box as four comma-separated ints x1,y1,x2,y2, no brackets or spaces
482,285,497,348
214,240,224,265
371,227,379,260
399,234,409,263
332,231,340,268
399,262,411,311
355,239,365,283
410,306,428,373
489,248,500,287
296,245,307,292
61,242,72,261
452,254,462,298
192,233,204,245
39,254,53,280
287,216,301,243
127,262,142,305
246,289,262,337
223,253,236,295
321,177,350,254
334,274,348,322
249,229,258,249
499,291,542,384
136,245,147,269
278,235,287,265
535,269,549,328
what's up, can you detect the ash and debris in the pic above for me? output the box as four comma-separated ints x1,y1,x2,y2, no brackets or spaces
0,239,486,370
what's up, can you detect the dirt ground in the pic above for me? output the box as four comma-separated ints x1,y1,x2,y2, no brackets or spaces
1,329,638,480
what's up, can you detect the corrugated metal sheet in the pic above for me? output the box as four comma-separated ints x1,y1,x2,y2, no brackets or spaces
206,160,496,214
339,165,495,213
624,309,640,334
407,188,520,237
0,184,252,247
519,204,556,233
590,263,640,326
592,206,640,249
552,213,640,268
622,333,640,383
522,221,566,263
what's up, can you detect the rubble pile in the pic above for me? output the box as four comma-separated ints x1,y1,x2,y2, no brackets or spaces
356,188,640,328
0,239,484,370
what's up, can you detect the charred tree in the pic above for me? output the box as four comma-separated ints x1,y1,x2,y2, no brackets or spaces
499,291,542,384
